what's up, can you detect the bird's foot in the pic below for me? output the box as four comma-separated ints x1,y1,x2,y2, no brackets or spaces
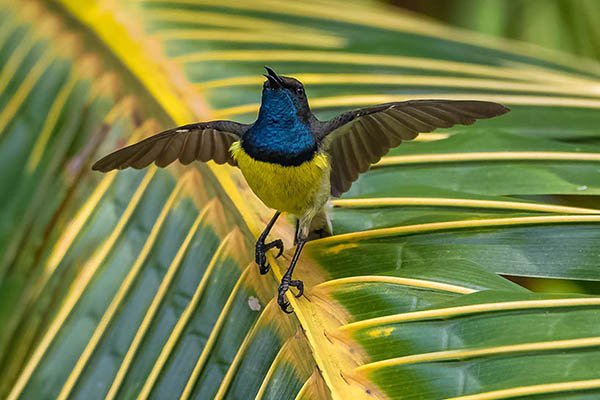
255,239,284,275
277,277,304,313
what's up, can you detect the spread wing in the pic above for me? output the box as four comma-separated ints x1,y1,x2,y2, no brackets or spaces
92,120,249,172
318,100,510,196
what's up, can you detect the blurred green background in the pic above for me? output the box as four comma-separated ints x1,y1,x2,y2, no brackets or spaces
391,0,600,61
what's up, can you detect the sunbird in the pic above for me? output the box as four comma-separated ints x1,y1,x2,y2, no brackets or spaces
93,67,509,313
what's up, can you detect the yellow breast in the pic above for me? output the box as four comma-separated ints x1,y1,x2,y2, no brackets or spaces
230,141,329,215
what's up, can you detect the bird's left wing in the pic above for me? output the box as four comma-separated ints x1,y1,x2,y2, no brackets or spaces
317,100,509,196
92,120,249,172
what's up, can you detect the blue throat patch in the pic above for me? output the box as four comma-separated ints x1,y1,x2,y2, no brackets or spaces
242,89,316,166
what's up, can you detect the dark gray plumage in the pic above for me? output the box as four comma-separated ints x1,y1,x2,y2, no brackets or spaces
92,120,249,171
318,99,509,195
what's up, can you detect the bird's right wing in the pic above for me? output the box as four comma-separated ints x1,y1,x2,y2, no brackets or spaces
318,100,509,196
92,120,249,172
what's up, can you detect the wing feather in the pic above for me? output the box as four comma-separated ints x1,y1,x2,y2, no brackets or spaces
92,121,248,172
212,129,227,164
320,100,509,196
418,105,470,125
179,131,196,165
130,141,161,169
197,129,213,162
156,134,181,167
339,137,357,183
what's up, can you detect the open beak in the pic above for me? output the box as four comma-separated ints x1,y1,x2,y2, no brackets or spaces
264,66,284,88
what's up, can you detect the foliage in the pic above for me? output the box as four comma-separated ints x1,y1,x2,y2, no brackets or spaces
391,0,600,62
1,0,600,399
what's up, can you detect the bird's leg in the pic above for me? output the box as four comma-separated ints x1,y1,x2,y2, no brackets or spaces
277,239,306,313
293,219,299,245
255,211,284,275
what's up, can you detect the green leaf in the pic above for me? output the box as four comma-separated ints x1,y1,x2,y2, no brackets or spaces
1,0,600,399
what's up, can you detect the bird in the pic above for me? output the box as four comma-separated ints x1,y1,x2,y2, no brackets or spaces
92,66,510,313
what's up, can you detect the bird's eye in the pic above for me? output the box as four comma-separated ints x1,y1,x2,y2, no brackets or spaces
296,87,304,95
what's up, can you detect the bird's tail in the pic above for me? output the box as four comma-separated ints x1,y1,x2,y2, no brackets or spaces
294,206,332,244
309,208,332,239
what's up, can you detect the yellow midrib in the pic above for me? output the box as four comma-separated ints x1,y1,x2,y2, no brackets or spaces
39,3,600,400
52,1,365,399
57,0,194,124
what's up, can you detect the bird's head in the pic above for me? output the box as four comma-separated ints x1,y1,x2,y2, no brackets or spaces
262,66,310,118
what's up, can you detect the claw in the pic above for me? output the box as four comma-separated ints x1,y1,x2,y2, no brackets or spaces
273,240,284,258
265,239,284,258
255,248,269,274
280,301,293,313
290,280,304,298
255,239,284,274
277,292,293,313
274,239,306,314
277,277,304,313
256,212,282,274
259,262,270,275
